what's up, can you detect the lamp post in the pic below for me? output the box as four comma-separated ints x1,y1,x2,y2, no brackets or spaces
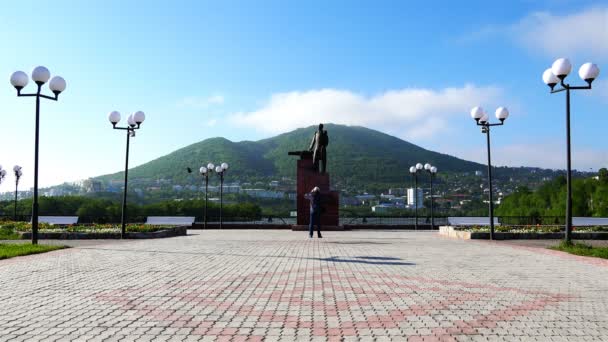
409,163,423,230
542,58,600,244
199,163,215,229
0,166,6,218
10,66,67,244
215,163,229,229
13,166,23,221
424,164,438,229
108,110,146,239
470,106,510,240
0,166,6,186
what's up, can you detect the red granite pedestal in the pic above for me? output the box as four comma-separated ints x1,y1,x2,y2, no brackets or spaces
291,153,340,229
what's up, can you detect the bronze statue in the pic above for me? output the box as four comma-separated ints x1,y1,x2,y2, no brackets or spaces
309,124,328,173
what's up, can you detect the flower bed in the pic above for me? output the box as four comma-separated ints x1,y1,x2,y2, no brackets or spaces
0,222,187,240
439,225,608,240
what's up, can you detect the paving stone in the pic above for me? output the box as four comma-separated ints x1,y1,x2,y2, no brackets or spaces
0,230,607,341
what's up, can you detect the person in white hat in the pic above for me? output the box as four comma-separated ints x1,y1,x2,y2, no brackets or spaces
306,186,322,238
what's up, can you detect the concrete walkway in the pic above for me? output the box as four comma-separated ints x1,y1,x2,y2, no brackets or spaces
0,230,606,341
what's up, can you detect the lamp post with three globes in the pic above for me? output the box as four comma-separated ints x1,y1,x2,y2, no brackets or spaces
470,106,510,240
215,163,229,229
542,58,600,244
10,66,67,244
199,163,216,229
424,163,438,229
108,110,146,239
409,163,424,230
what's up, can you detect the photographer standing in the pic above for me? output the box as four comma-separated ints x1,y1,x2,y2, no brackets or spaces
305,187,323,238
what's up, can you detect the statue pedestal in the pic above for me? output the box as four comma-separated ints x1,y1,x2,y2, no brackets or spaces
290,152,339,227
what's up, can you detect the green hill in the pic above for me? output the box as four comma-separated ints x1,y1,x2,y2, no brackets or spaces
96,124,484,187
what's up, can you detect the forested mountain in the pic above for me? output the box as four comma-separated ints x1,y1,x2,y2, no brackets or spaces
96,124,484,187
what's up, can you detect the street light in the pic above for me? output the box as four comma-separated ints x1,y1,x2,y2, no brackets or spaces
215,163,229,229
10,66,66,244
424,163,438,229
108,110,146,238
542,58,600,244
0,166,7,185
199,164,215,229
13,166,23,221
409,163,423,230
470,106,510,240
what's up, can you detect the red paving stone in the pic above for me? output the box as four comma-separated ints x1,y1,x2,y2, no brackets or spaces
0,230,607,341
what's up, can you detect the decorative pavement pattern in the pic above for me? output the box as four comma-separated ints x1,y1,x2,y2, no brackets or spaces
1,231,607,341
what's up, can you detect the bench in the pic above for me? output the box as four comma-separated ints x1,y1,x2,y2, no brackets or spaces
146,216,195,226
36,216,79,225
573,217,608,226
448,217,500,226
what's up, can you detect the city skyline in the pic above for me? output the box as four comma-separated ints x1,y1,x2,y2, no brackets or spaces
0,1,606,190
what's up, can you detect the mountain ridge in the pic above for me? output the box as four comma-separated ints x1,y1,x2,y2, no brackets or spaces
95,124,485,187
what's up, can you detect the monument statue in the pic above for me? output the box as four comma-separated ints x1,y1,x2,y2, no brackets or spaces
287,124,339,227
308,124,328,173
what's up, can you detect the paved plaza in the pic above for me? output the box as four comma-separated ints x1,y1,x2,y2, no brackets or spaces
1,230,607,341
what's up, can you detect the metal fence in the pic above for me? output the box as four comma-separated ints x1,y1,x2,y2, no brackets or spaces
2,214,607,227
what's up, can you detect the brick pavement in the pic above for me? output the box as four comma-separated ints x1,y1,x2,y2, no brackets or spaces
1,230,607,341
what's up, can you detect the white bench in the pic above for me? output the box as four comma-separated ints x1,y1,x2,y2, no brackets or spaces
573,217,608,226
448,217,500,226
146,216,195,226
36,216,79,225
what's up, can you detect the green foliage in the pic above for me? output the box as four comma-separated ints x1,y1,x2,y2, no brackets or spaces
0,196,262,223
550,242,608,259
96,124,484,188
0,226,20,240
496,175,608,217
0,243,66,260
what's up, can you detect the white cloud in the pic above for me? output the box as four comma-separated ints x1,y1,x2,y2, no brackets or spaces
512,7,608,58
459,7,608,59
228,85,503,140
177,94,225,108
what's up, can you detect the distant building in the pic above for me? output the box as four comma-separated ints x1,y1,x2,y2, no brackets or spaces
79,179,103,193
355,194,376,204
223,185,241,194
372,204,394,213
388,188,406,196
269,180,279,187
242,189,284,199
475,171,483,176
380,194,396,200
407,188,424,208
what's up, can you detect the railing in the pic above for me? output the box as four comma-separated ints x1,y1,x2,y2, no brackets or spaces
2,214,607,227
341,216,449,226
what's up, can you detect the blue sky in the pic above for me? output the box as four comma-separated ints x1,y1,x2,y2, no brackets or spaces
0,0,606,189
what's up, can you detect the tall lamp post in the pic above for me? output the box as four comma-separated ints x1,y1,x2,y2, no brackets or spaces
424,164,438,229
10,66,67,245
199,163,215,229
542,58,600,244
108,110,146,239
13,166,23,221
0,166,6,218
409,163,423,230
470,106,510,240
215,163,229,229
0,166,7,187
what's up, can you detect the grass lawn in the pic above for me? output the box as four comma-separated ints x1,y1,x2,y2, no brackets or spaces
550,241,608,259
0,243,67,260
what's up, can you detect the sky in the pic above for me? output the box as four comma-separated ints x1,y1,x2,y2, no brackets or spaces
0,0,606,190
